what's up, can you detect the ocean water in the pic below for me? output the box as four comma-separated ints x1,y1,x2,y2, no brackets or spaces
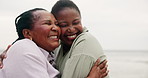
105,51,148,78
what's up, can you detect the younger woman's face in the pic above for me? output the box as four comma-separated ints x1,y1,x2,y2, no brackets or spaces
55,8,83,46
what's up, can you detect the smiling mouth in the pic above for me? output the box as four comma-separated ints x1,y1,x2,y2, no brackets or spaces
67,34,77,40
48,35,59,41
49,36,58,39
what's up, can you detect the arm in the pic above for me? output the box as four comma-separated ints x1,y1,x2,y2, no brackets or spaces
61,33,109,78
61,55,109,78
87,59,108,78
0,45,11,68
61,54,94,78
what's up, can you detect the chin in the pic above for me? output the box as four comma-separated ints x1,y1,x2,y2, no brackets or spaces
53,43,60,48
65,42,72,47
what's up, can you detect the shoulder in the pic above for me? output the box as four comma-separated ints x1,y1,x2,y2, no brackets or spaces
70,32,104,59
7,39,41,57
74,32,98,44
72,32,102,51
13,39,38,49
4,39,47,67
77,27,97,41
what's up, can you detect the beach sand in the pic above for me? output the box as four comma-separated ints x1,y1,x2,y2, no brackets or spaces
105,51,148,78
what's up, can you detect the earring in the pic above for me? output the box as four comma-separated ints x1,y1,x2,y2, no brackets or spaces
29,37,32,40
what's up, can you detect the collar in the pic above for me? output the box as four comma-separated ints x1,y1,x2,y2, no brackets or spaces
39,47,50,59
83,26,89,33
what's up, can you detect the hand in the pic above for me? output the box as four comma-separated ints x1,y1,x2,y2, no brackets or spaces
87,58,109,78
0,45,11,68
99,60,109,78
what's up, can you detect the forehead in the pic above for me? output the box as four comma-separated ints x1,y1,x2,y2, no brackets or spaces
56,8,80,18
56,8,80,20
32,10,55,21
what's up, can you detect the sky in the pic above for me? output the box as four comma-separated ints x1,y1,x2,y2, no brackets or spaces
0,0,148,51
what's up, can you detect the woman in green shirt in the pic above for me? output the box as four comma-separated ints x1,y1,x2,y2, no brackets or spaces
51,0,109,78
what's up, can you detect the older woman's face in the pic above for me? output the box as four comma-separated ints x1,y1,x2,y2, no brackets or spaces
30,10,61,52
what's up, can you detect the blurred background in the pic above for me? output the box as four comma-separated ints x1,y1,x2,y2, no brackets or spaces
0,0,148,78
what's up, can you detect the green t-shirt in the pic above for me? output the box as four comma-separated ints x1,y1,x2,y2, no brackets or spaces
55,27,109,78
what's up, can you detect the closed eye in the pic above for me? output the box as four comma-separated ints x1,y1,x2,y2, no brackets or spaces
73,20,80,25
45,23,51,25
43,20,52,25
58,23,68,27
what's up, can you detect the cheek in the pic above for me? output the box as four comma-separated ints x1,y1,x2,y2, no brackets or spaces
60,28,67,36
77,25,83,32
32,27,49,38
32,31,44,41
57,27,61,35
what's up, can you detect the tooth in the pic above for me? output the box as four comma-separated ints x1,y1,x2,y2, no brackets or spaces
50,36,57,39
68,34,76,38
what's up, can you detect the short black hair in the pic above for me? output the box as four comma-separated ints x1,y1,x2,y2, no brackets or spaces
51,0,81,18
15,8,47,40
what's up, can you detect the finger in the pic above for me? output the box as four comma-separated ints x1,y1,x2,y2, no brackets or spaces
0,55,4,68
99,60,107,69
3,54,7,58
6,45,12,51
0,57,3,69
94,58,100,66
1,45,11,58
101,70,109,78
1,52,7,59
0,63,3,69
97,66,101,71
0,50,8,69
101,65,108,73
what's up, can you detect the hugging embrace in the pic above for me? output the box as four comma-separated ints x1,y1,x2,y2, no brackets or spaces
0,0,109,78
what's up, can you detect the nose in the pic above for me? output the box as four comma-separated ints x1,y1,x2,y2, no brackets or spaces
67,26,76,32
51,25,60,32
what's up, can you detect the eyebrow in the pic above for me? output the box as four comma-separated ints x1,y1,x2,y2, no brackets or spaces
73,19,80,22
42,20,52,22
58,21,67,23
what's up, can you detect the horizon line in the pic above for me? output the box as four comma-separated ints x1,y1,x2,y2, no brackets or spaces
104,50,148,52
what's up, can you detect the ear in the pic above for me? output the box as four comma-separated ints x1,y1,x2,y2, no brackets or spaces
22,29,32,40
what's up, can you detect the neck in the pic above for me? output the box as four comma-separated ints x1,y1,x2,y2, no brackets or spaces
62,43,71,55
